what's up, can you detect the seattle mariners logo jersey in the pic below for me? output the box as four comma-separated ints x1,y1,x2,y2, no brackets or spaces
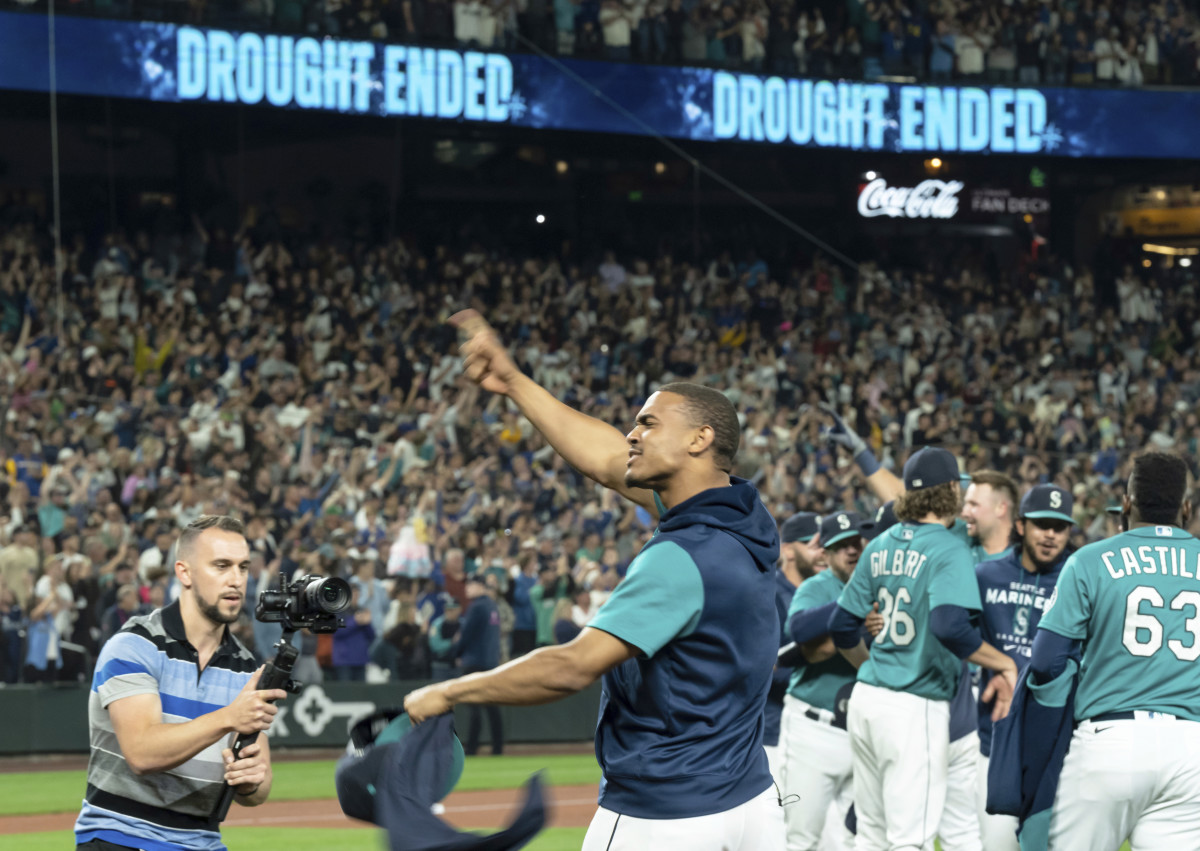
1038,525,1200,722
838,522,981,701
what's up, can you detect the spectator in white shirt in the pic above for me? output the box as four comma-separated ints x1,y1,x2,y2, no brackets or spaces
599,0,634,60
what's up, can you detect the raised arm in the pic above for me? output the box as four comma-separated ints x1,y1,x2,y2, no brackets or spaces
449,310,658,516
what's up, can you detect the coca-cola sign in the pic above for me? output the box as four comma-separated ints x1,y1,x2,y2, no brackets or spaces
857,178,964,219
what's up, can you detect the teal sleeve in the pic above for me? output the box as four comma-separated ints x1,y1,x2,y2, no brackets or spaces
837,554,874,618
791,572,839,617
1037,555,1089,640
1026,658,1080,708
929,541,983,611
588,540,704,658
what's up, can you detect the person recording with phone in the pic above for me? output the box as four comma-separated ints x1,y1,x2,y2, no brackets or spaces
75,516,288,851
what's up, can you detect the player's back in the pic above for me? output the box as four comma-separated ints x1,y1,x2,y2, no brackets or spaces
1044,526,1200,722
842,522,980,702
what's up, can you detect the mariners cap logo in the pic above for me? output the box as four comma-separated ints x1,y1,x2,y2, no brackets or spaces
912,478,923,488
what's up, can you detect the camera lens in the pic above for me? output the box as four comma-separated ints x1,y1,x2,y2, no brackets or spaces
302,576,351,614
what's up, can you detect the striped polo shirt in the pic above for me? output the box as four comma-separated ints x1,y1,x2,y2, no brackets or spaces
75,601,258,851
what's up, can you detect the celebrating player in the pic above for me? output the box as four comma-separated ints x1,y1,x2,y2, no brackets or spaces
829,447,1017,851
405,310,784,850
765,512,822,785
1032,452,1200,850
975,484,1075,851
779,511,868,851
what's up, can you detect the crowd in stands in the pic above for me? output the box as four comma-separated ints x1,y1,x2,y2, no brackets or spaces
0,195,1198,688
7,0,1200,85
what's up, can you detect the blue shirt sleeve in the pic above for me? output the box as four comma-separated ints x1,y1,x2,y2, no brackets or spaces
789,601,839,645
930,604,984,659
1029,629,1081,684
831,606,865,649
588,540,704,658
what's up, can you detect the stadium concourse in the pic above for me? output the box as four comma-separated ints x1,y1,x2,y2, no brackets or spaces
0,201,1197,685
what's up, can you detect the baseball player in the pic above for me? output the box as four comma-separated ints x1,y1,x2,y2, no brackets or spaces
829,447,1018,851
864,499,984,851
779,511,868,851
958,471,1019,563
766,512,822,784
406,310,784,851
941,470,1020,851
1032,452,1200,850
974,484,1074,851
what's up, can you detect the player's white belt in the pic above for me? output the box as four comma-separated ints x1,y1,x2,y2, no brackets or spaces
1087,710,1178,723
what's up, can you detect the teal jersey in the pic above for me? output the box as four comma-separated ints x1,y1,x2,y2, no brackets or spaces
1038,525,1200,723
786,570,857,710
839,522,982,701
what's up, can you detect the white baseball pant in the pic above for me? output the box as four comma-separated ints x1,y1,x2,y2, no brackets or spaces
582,785,785,851
1048,717,1200,851
779,695,854,851
974,752,1019,851
848,681,950,851
938,731,982,851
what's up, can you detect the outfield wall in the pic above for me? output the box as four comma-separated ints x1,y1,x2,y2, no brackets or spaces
0,681,601,755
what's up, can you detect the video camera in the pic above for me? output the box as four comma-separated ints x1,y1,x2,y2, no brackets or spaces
256,574,353,633
213,574,351,821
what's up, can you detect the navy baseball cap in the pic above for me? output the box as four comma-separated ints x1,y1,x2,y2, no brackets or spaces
903,447,961,491
1020,484,1075,524
780,512,820,544
863,501,898,541
820,511,866,548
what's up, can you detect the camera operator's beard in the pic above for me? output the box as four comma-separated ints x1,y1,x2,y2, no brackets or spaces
197,590,243,626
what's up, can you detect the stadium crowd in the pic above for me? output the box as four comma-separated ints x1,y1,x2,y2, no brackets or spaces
0,200,1197,687
5,0,1200,85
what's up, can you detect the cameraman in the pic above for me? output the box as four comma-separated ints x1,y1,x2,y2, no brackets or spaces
75,516,288,851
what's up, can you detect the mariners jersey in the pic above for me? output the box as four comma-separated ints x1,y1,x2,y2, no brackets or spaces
975,548,1064,755
1039,526,1200,723
839,522,981,701
787,569,857,711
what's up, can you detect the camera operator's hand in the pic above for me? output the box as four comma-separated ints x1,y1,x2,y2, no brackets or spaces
222,739,269,795
223,666,289,735
404,682,453,724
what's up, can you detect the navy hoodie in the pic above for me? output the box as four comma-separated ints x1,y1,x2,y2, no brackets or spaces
587,477,780,819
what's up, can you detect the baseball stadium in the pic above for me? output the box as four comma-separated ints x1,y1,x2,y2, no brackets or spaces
1,0,1198,848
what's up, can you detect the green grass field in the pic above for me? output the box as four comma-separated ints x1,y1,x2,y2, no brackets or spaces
0,756,1133,851
0,754,602,816
1,754,600,850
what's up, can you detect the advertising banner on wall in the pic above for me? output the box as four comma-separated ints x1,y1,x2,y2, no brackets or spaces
2,12,1199,159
